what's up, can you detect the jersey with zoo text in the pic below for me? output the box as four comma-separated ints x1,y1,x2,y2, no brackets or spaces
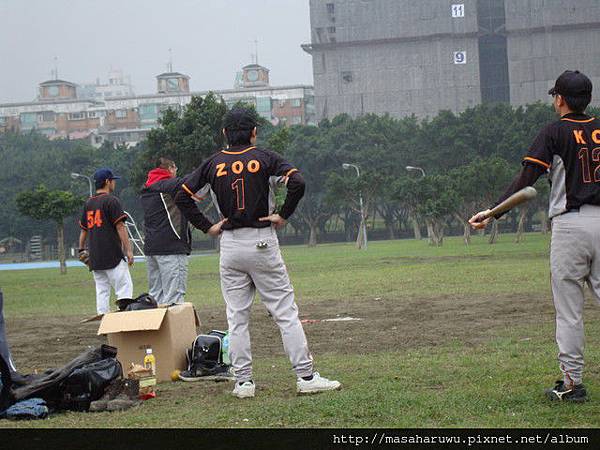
181,145,301,230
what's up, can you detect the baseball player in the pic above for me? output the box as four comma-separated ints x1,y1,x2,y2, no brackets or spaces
175,107,340,398
470,70,597,402
79,168,134,316
140,157,191,305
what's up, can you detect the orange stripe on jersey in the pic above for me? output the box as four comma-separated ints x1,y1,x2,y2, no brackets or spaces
221,146,256,155
561,117,596,123
182,184,204,201
523,157,551,170
285,168,298,177
113,214,127,225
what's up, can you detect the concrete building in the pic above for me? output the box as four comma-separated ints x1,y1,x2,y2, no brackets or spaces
303,0,600,120
77,69,135,101
0,64,315,147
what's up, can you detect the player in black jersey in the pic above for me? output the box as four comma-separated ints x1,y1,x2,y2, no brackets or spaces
470,71,598,402
175,108,340,398
79,168,133,317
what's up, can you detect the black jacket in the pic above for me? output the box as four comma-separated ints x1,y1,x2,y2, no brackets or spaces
140,177,192,255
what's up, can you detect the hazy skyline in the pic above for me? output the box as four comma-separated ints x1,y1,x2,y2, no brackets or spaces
0,0,313,103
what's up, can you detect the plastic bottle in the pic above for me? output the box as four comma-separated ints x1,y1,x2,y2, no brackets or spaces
222,333,231,365
144,348,156,376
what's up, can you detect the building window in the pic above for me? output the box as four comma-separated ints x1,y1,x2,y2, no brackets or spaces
327,26,336,34
256,97,272,113
341,71,353,83
87,111,97,119
167,79,179,91
290,116,302,125
68,112,86,120
38,111,55,122
115,110,127,119
291,99,302,108
0,117,6,125
47,86,59,97
326,3,334,14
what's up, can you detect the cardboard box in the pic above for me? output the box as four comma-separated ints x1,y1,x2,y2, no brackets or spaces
98,303,199,382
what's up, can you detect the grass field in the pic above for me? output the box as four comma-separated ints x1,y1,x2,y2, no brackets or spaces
2,232,600,428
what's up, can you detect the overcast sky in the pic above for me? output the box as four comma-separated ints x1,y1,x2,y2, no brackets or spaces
0,0,313,103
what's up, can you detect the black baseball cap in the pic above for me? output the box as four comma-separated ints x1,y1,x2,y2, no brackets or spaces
548,70,592,97
93,168,120,187
223,107,258,131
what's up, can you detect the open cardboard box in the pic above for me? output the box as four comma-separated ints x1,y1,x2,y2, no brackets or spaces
98,303,200,381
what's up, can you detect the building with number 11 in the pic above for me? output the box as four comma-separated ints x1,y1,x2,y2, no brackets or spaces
302,0,600,120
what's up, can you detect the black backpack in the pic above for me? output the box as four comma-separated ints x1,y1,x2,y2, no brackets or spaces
186,330,227,373
116,293,158,312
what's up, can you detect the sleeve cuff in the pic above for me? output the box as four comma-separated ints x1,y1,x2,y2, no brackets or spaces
113,214,127,224
523,157,551,170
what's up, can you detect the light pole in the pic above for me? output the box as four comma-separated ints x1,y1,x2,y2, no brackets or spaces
71,172,93,197
342,163,367,250
405,165,426,178
406,165,433,243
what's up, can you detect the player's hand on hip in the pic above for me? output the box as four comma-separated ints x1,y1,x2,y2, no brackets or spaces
468,210,492,230
207,218,227,237
259,213,287,229
126,249,134,266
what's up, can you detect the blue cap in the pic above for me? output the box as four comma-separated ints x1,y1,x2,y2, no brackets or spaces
93,168,121,187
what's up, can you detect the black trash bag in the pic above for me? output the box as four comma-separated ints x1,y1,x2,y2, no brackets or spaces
12,345,118,410
60,357,122,412
116,293,157,312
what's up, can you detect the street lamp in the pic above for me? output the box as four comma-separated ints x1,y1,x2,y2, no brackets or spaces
405,166,426,178
342,163,367,250
71,172,93,197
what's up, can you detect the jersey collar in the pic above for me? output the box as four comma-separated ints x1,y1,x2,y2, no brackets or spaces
221,145,256,155
561,112,594,123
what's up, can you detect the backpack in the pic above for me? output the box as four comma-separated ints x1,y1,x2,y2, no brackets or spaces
181,331,232,381
116,293,157,312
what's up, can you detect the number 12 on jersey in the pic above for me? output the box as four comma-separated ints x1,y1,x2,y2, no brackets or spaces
578,147,600,183
231,178,245,210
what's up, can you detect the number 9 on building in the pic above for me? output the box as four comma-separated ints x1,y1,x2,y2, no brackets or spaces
453,51,467,65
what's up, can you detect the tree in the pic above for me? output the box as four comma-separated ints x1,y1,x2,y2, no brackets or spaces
136,93,228,184
0,132,97,243
413,175,460,246
16,185,82,274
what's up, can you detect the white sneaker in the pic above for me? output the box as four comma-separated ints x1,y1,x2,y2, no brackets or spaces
297,372,341,395
232,381,255,399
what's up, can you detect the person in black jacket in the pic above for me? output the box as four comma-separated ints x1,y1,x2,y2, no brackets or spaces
140,158,195,305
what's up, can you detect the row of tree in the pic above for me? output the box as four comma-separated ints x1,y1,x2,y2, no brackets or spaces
2,95,598,272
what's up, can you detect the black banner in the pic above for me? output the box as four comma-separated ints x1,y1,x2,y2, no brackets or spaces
3,428,599,450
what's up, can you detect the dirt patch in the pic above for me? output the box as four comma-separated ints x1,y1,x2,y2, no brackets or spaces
7,291,588,373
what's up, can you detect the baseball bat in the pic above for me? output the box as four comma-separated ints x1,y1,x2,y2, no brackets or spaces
481,186,537,220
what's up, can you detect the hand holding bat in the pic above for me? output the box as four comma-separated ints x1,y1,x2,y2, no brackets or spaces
469,187,537,230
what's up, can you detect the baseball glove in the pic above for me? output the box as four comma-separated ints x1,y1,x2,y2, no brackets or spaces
78,249,90,268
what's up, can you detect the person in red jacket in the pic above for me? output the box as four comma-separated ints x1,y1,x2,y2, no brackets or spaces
140,157,194,305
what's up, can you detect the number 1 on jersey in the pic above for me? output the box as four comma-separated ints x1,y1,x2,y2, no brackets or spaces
231,178,245,210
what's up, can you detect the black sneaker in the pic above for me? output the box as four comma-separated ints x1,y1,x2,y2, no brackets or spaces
545,380,588,403
179,364,234,382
